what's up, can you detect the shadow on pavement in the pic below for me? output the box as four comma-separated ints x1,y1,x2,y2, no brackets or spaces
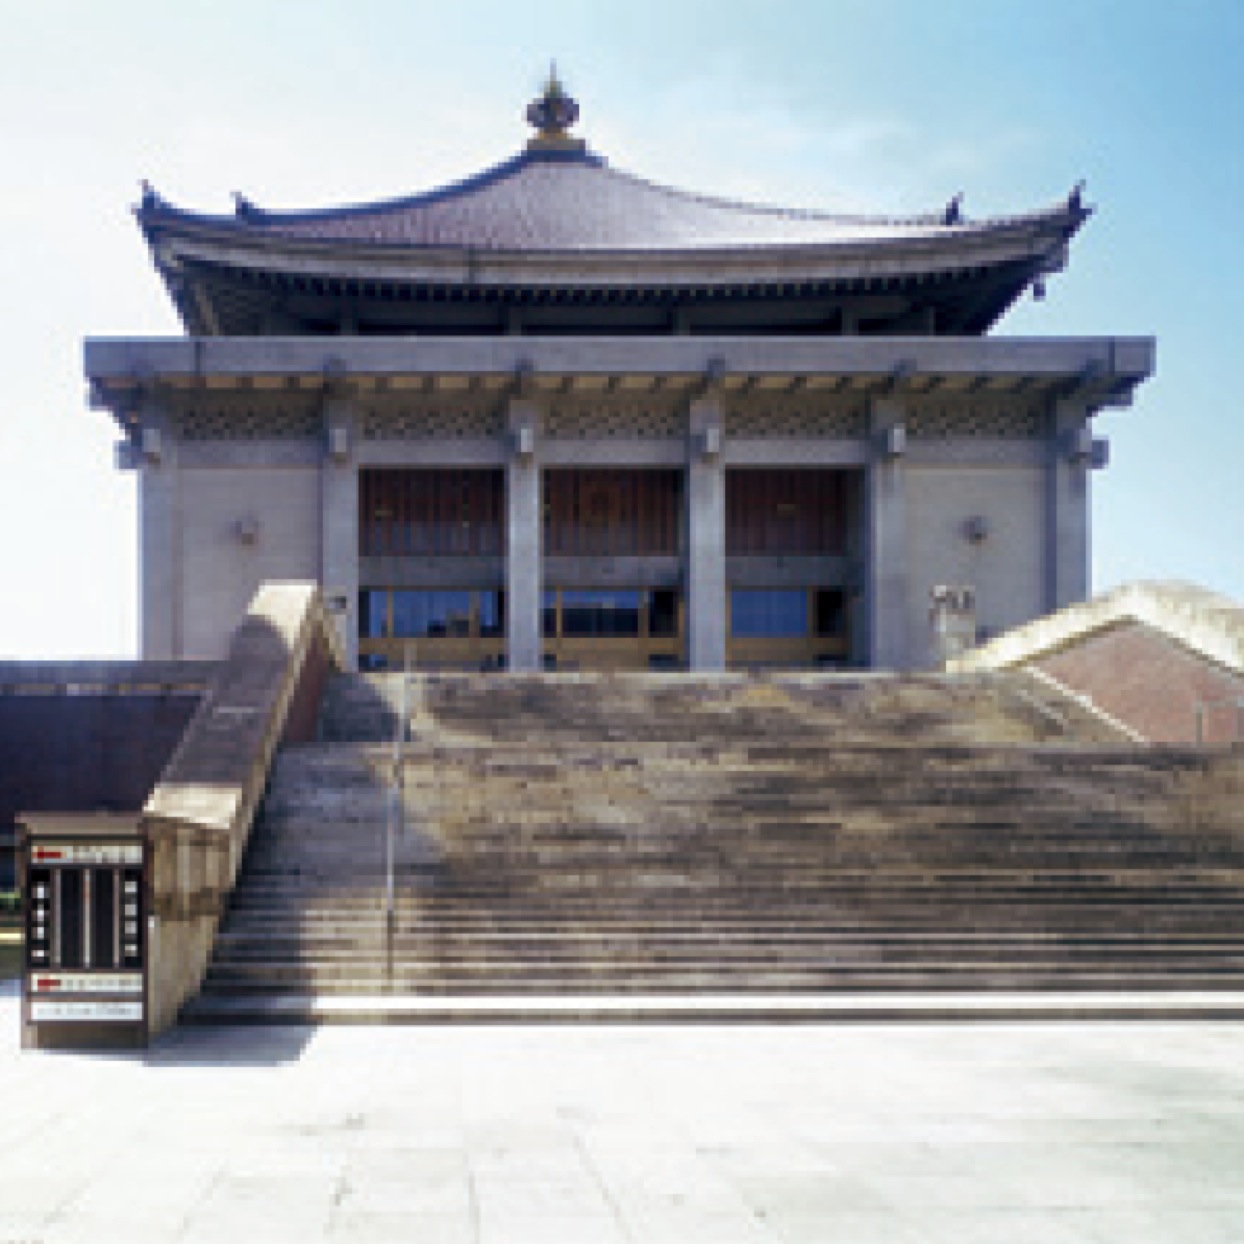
145,1019,317,1068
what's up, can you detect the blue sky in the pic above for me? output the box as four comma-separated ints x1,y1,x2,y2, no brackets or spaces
0,0,1240,657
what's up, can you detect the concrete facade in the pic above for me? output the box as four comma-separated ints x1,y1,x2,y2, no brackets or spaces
178,467,321,658
89,336,1149,671
905,465,1047,666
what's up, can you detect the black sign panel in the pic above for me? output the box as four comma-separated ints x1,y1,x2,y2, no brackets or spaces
22,839,147,1030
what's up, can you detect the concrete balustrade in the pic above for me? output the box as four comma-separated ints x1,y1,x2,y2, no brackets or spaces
140,582,346,1036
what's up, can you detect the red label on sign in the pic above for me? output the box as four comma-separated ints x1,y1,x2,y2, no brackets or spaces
35,978,58,990
33,849,64,861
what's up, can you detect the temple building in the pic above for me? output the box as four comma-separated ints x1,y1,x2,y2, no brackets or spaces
86,74,1153,672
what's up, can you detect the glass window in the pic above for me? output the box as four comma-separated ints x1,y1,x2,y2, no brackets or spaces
814,588,846,638
391,590,473,639
560,590,642,638
479,591,505,638
542,590,558,638
359,590,388,639
730,590,807,639
648,589,680,638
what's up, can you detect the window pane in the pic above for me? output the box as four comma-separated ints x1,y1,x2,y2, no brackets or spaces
648,589,680,638
359,590,388,639
560,590,642,638
480,591,505,638
814,588,846,638
542,590,558,638
730,590,807,638
391,591,426,639
391,590,472,638
434,591,473,637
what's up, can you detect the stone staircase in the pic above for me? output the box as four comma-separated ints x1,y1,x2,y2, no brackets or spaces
184,672,1244,1020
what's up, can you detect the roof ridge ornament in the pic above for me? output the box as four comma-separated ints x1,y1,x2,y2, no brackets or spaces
233,191,259,220
139,179,167,213
525,62,586,154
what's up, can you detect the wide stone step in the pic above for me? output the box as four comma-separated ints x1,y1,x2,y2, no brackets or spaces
184,671,1244,1018
206,947,1244,974
224,875,1244,901
197,966,1244,994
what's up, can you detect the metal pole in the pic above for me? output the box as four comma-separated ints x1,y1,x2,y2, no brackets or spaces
386,646,413,985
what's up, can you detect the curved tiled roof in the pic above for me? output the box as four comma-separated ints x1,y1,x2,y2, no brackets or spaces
141,146,1081,255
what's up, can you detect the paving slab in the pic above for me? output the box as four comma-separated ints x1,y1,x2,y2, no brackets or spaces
4,983,1244,1242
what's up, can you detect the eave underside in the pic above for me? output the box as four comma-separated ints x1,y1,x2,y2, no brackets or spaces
164,256,1041,338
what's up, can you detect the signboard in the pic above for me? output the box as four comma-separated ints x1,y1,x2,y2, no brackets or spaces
29,843,142,866
29,1001,144,1023
22,832,147,1039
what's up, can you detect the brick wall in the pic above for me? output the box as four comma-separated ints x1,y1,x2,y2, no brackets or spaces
1035,621,1244,744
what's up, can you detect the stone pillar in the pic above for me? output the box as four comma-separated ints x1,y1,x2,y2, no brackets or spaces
686,396,726,671
321,397,359,669
506,398,542,672
137,396,180,659
865,397,908,670
1047,397,1091,610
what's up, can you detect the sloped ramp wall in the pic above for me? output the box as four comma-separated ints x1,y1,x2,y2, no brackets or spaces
140,582,346,1036
1033,622,1244,745
949,581,1244,744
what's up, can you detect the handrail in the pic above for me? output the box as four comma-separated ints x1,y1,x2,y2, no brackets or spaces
384,646,412,983
1194,695,1244,746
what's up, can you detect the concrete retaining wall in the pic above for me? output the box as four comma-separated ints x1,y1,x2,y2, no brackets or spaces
0,662,217,889
140,582,345,1036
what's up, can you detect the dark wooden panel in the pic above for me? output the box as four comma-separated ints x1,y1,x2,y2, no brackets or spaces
360,469,504,557
544,469,681,557
726,469,847,556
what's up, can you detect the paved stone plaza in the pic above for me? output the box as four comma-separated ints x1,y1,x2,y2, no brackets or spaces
3,984,1243,1243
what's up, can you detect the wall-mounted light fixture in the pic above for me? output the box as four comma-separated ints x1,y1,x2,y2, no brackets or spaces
1066,428,1110,468
327,424,350,464
878,424,906,459
140,427,162,464
698,426,722,461
962,515,989,544
234,515,260,545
